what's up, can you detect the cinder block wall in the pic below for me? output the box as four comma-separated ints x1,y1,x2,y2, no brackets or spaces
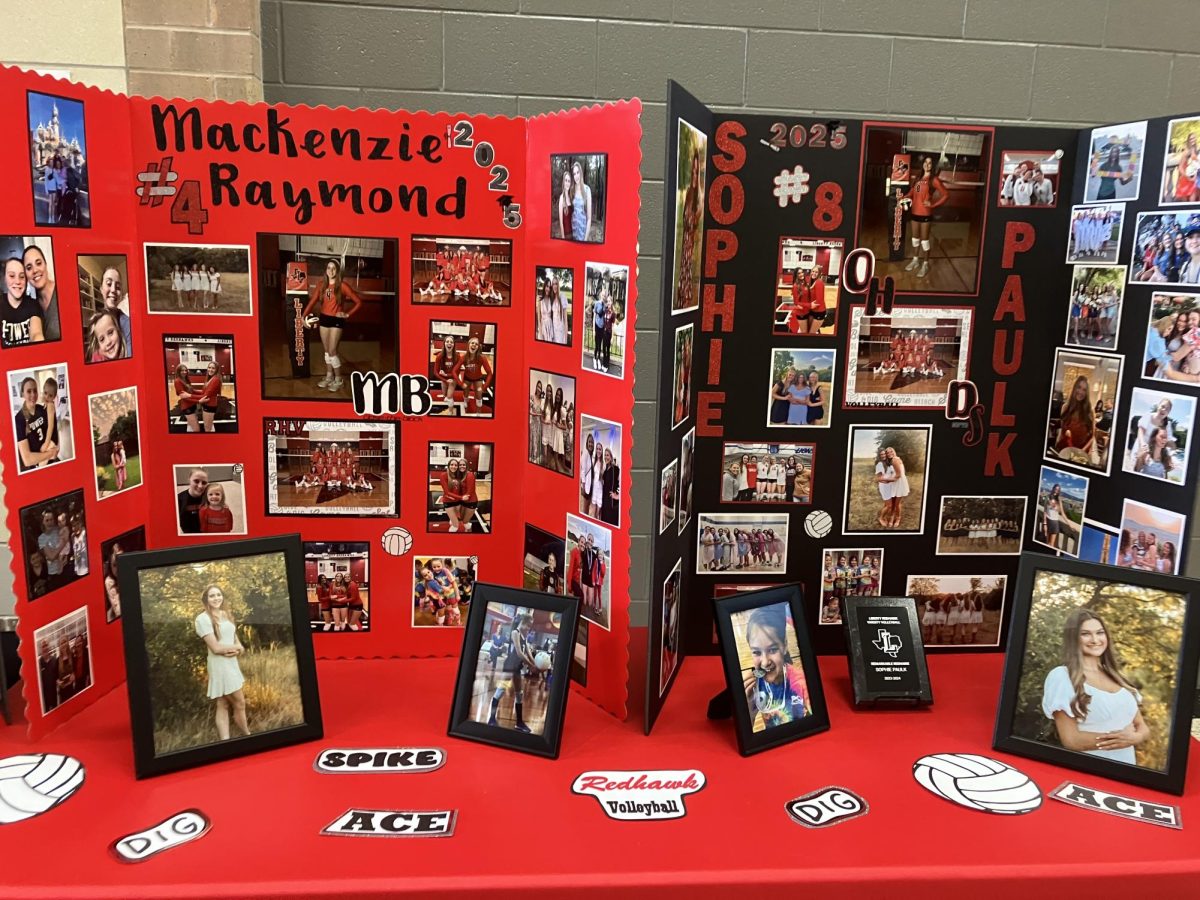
261,0,1200,624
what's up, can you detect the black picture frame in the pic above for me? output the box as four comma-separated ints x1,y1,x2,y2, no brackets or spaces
713,584,829,756
840,595,932,706
447,582,579,758
117,535,323,778
994,553,1199,795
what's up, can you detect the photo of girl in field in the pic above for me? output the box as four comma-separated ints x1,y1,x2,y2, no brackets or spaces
136,551,306,757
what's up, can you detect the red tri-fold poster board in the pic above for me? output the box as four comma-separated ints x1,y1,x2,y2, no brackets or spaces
1,65,640,739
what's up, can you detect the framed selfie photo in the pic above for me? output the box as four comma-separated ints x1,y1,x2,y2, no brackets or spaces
447,583,580,759
117,535,323,779
994,553,1199,795
713,584,829,756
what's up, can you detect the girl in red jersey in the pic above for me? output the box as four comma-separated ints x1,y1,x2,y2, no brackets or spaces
452,336,493,415
433,334,460,413
789,269,813,334
438,457,479,533
901,155,948,279
302,258,364,393
807,266,826,334
347,576,366,631
173,363,201,433
199,483,234,533
330,573,349,631
316,573,333,631
197,361,223,433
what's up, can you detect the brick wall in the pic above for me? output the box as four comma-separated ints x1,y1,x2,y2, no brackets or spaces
260,0,1200,623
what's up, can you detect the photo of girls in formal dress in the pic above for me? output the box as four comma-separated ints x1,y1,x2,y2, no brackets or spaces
842,425,931,534
100,526,144,623
524,524,565,595
134,551,307,756
1121,387,1195,486
88,386,142,500
672,323,693,429
255,234,399,399
659,458,679,535
766,348,835,428
936,496,1027,556
858,124,992,294
845,306,971,408
551,153,607,244
78,254,134,362
1085,121,1146,203
773,237,842,335
1044,348,1123,476
818,548,885,626
28,92,90,227
1143,292,1200,384
8,363,74,473
730,602,811,733
266,420,397,517
534,266,573,345
720,441,815,505
997,150,1059,207
659,559,683,695
0,236,60,347
1066,266,1126,351
581,261,629,378
566,513,613,631
412,555,475,627
144,243,252,315
173,464,247,536
428,442,493,534
471,603,560,735
907,574,1006,648
1117,500,1186,576
162,334,237,433
304,542,371,634
578,413,621,526
411,235,512,306
1033,465,1089,558
1008,569,1186,773
696,512,790,576
428,320,496,417
672,119,707,315
34,607,92,716
1160,117,1200,205
678,426,695,534
529,368,576,477
1130,212,1200,285
1066,204,1124,265
19,489,87,601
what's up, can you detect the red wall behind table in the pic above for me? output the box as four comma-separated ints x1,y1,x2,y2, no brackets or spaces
2,70,143,739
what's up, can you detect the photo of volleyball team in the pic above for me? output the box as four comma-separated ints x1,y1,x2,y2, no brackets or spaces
411,236,513,306
844,307,971,408
266,420,397,517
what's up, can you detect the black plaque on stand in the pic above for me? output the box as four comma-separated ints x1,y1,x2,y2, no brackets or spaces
841,596,932,706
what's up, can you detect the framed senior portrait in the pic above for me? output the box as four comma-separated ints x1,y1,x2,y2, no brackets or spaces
117,535,323,779
447,583,579,758
994,553,1199,795
713,584,829,756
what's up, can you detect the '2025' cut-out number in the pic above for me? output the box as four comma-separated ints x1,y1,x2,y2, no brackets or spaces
768,122,849,151
170,180,209,235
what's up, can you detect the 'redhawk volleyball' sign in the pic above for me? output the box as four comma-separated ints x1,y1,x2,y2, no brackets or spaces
571,769,705,820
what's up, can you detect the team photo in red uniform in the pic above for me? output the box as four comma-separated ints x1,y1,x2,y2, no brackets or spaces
411,235,512,306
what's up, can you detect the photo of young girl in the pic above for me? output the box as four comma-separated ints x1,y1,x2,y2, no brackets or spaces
578,413,621,526
1122,387,1196,486
34,607,92,717
8,363,74,473
470,603,559,735
529,369,576,477
672,323,693,429
19,489,87,600
100,526,145,624
721,441,815,505
582,262,629,378
731,602,811,733
551,153,607,244
162,334,237,434
78,255,133,363
696,512,789,575
87,386,142,500
174,464,247,536
524,524,565,595
412,236,512,306
566,514,613,631
535,266,573,345
818,548,885,625
1044,348,1123,476
907,574,1007,648
659,458,678,535
428,321,496,417
144,243,252,316
427,443,493,534
28,91,90,226
773,237,842,335
412,555,475,627
1084,121,1146,203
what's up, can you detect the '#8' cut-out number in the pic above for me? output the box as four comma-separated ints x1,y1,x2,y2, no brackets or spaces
170,180,209,235
813,182,843,232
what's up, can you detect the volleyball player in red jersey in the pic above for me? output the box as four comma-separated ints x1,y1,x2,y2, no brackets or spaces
347,577,365,631
807,266,826,334
173,363,201,433
789,270,812,334
433,333,460,413
316,574,333,631
452,336,493,415
197,361,223,433
746,455,759,502
302,258,363,393
901,155,948,279
438,457,479,532
329,574,349,631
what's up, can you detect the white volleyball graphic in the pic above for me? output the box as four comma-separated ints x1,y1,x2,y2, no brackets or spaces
803,510,833,539
912,753,1041,815
381,526,412,557
0,754,85,824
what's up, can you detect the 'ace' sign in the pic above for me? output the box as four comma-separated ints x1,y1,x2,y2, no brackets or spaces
321,808,457,838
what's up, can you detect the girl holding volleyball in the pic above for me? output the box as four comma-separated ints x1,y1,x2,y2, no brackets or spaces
302,258,363,393
487,613,537,732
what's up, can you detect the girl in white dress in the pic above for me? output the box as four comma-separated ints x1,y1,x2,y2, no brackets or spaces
1042,607,1148,764
933,599,948,643
873,449,892,527
884,447,911,528
946,597,962,644
969,595,984,642
921,599,936,643
591,445,605,519
208,266,222,310
171,264,184,309
579,433,594,515
194,584,250,741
